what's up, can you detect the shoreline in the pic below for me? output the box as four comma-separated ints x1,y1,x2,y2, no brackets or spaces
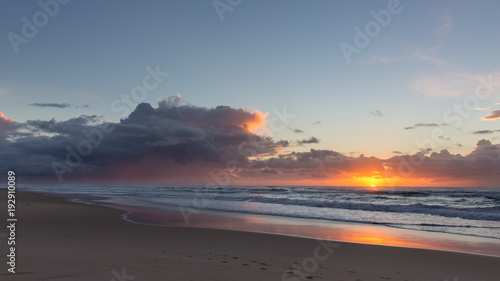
1,190,500,280
72,191,500,257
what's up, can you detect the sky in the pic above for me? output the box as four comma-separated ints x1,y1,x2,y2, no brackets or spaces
1,0,499,187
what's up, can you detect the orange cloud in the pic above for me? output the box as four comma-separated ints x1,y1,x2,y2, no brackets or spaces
0,112,18,137
476,107,489,111
0,112,14,122
242,109,268,134
481,110,500,120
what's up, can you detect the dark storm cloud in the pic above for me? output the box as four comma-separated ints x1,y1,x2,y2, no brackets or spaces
262,168,279,174
0,98,283,183
384,139,500,180
248,140,500,185
2,97,500,185
249,149,384,178
26,115,101,135
0,112,20,138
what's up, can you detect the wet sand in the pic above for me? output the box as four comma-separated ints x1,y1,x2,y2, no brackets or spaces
1,191,499,280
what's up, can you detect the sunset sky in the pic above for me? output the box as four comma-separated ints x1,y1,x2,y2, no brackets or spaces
1,1,499,187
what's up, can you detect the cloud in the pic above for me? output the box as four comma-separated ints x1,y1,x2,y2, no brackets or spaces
0,112,20,137
383,139,500,184
312,121,321,125
370,110,384,117
29,103,91,109
438,135,450,141
433,11,454,37
292,128,304,133
157,93,181,109
249,149,385,179
0,99,283,183
262,168,278,174
26,115,101,136
407,44,446,67
297,137,320,145
420,148,433,154
476,107,490,111
276,140,290,147
370,44,446,66
412,73,500,98
30,103,72,108
482,110,500,120
0,112,14,123
473,130,500,135
404,123,443,130
3,98,500,186
411,73,477,98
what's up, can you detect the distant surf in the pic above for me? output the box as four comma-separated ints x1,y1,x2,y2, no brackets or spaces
22,185,500,240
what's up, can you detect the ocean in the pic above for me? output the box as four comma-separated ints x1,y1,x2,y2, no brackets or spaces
22,185,500,240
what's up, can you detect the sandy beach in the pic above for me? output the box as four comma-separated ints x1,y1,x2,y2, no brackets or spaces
1,191,499,281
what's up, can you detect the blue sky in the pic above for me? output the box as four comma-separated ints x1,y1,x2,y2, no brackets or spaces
1,0,500,163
